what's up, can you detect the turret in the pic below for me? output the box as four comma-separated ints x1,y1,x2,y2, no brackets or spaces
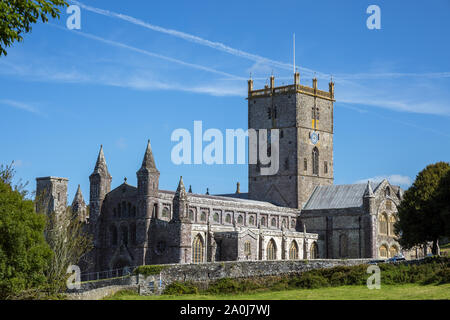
172,176,188,222
363,180,377,258
137,140,160,197
171,176,192,263
89,145,112,223
136,140,160,218
72,184,87,222
363,180,375,214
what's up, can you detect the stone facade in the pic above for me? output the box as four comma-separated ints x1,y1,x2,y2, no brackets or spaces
36,73,422,274
248,74,334,209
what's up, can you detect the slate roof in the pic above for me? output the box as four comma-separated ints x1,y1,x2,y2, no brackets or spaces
302,182,382,210
159,190,277,207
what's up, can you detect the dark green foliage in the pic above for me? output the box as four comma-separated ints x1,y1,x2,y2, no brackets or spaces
0,0,68,56
0,163,53,299
161,257,450,296
396,162,450,253
289,273,329,289
163,281,198,295
134,265,166,276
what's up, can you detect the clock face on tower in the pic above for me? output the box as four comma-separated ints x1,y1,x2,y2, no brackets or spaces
310,131,319,145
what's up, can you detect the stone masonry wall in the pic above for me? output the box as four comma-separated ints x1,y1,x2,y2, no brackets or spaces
137,259,371,295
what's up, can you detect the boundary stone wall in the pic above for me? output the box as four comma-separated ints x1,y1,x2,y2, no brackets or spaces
137,259,372,295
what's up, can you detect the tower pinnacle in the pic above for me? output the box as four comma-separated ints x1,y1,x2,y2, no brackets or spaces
140,139,158,172
175,176,187,200
363,181,375,198
93,145,110,176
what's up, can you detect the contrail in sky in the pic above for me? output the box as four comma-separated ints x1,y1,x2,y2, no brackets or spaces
70,1,450,82
49,23,244,80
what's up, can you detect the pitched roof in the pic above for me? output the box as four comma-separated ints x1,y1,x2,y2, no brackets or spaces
139,140,158,172
303,182,381,210
92,145,111,176
72,184,85,206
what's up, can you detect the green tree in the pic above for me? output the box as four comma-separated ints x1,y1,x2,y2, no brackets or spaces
43,207,93,294
396,162,450,255
0,163,53,299
0,0,68,56
434,169,450,240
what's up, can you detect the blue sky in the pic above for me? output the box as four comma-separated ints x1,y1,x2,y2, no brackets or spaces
1,0,449,202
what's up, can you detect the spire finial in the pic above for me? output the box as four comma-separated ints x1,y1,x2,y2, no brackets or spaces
93,144,109,175
140,139,157,171
364,180,375,198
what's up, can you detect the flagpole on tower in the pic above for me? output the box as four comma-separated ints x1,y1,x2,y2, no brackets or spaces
293,33,295,75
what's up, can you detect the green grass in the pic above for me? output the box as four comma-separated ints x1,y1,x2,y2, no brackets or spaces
105,283,450,300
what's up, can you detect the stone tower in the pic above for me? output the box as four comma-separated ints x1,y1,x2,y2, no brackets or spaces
248,72,335,209
36,176,68,215
89,145,112,223
136,140,160,218
72,184,87,222
171,176,192,264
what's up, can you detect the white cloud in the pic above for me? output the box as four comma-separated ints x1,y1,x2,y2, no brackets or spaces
355,174,412,187
0,99,41,115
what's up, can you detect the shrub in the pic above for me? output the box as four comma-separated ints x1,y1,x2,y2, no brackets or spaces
134,265,166,276
422,267,450,285
163,281,198,295
206,278,240,294
292,273,329,289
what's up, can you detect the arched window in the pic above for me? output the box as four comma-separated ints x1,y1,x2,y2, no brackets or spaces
244,241,251,258
120,225,128,246
200,211,207,222
385,187,391,197
389,215,397,236
113,208,117,217
189,209,195,221
130,222,136,245
282,219,286,228
389,245,398,258
122,201,127,216
289,241,299,260
110,225,118,246
192,235,204,264
132,206,136,217
162,207,169,218
291,219,296,229
249,216,255,225
213,212,219,223
225,214,232,224
118,203,121,218
152,203,158,218
267,239,276,260
261,217,266,227
312,147,319,175
310,242,319,259
379,213,388,235
339,234,348,257
237,215,243,224
271,218,277,227
379,245,388,258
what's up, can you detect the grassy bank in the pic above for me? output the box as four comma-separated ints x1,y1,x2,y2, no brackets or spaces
106,283,450,300
106,257,450,300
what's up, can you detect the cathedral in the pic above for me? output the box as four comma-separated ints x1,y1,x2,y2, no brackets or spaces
36,72,423,273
